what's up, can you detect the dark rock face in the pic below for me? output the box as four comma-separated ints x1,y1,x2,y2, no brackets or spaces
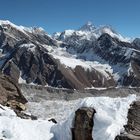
115,100,140,140
0,72,27,110
96,34,131,64
72,107,96,140
132,38,140,50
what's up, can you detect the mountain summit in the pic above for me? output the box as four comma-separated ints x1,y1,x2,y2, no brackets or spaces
79,21,96,32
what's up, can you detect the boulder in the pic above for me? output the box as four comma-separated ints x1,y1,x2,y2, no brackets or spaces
15,110,37,120
6,100,26,111
48,118,57,124
72,107,96,140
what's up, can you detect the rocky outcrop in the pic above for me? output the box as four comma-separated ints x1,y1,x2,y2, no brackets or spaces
0,72,27,111
132,38,140,50
115,100,140,140
0,72,38,120
72,107,96,140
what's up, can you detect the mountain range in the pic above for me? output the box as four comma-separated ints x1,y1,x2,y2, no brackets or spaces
0,20,140,90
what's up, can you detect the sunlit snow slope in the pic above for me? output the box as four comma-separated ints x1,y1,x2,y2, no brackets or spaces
0,105,54,140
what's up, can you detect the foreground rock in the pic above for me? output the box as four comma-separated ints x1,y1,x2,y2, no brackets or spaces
115,100,140,140
0,72,27,108
0,73,38,120
72,107,96,140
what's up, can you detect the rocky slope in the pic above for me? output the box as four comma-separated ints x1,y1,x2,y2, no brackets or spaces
0,72,27,112
0,20,140,89
115,100,140,140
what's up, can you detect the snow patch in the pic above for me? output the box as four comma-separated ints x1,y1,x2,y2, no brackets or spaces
0,105,54,140
19,43,36,53
18,72,26,84
0,20,30,37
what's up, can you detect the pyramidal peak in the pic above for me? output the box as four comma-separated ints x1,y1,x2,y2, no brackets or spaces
79,21,96,32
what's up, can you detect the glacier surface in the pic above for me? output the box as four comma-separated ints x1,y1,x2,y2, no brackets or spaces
0,95,136,140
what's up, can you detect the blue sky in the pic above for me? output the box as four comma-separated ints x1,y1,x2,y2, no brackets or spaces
0,0,140,37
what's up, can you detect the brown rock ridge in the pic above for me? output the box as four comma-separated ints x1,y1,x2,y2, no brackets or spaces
0,72,27,112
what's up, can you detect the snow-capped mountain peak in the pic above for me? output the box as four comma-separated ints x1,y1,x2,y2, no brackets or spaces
79,21,96,32
0,20,14,26
58,30,75,40
94,25,132,42
0,20,30,35
52,32,61,39
0,20,47,36
52,22,131,43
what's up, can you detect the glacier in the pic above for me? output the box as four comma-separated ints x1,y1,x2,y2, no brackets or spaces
0,95,136,140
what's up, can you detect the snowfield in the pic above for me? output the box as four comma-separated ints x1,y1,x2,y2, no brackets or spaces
49,47,114,80
46,44,132,83
0,105,54,140
0,95,136,140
